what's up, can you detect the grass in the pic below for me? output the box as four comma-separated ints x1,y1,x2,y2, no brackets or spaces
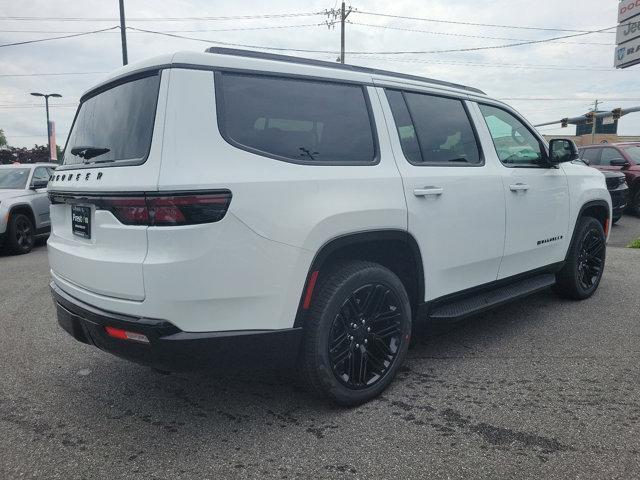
628,238,640,249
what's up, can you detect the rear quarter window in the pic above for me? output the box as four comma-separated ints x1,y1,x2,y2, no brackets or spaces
62,72,161,167
215,72,377,165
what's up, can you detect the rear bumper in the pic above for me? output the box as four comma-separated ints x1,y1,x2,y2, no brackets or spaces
51,282,303,372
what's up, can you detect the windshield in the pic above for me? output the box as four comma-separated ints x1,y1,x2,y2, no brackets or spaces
0,168,30,189
63,73,160,166
623,145,640,162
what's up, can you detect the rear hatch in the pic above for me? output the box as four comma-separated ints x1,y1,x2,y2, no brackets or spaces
47,69,166,301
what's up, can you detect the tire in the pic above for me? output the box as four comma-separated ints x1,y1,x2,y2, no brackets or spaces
299,260,412,406
554,216,606,300
6,213,35,255
631,188,640,217
612,213,622,224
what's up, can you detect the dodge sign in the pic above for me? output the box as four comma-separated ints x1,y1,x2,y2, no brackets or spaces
616,1,640,68
619,0,640,23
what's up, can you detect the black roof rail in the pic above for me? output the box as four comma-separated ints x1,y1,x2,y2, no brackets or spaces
205,47,486,95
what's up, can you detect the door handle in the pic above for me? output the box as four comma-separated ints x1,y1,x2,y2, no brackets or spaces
414,186,444,197
509,183,530,192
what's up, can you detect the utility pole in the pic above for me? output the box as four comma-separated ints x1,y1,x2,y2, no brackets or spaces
30,92,62,161
326,3,354,63
119,0,128,65
591,99,599,144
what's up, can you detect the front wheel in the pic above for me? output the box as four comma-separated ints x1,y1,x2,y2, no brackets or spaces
299,260,412,406
631,189,640,216
6,213,35,255
554,216,606,300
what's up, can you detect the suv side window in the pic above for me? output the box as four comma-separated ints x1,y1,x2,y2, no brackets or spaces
386,89,481,165
581,148,601,165
600,147,624,165
479,104,544,167
32,167,51,184
216,73,376,165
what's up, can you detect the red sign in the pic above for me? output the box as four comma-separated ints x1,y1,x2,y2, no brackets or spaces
49,120,57,161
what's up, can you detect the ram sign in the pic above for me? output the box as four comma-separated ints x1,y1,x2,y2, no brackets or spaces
616,0,640,68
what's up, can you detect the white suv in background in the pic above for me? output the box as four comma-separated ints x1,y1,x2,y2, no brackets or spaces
0,162,57,254
47,48,610,405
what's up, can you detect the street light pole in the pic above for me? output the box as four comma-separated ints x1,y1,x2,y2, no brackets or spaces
30,92,62,161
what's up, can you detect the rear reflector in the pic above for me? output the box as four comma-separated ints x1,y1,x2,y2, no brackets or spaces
105,326,149,344
302,270,320,310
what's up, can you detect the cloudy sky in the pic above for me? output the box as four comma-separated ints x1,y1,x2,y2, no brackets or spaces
1,0,638,148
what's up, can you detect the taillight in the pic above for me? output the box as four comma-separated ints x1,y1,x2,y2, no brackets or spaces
97,191,231,226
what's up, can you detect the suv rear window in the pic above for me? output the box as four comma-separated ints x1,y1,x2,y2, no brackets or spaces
216,73,376,164
386,89,481,165
62,73,160,166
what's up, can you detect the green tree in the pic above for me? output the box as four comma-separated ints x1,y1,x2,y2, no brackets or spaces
0,129,7,148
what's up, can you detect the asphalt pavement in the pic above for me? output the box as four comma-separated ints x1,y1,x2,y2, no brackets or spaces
0,220,639,480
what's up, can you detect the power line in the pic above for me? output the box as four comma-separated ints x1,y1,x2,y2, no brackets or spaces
355,10,616,34
350,56,621,72
353,25,619,55
500,98,640,101
126,26,337,53
0,104,77,108
0,23,325,34
0,26,119,48
348,22,615,46
128,23,618,55
0,12,324,22
0,71,108,77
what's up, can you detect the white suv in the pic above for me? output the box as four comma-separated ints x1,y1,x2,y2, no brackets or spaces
48,48,611,405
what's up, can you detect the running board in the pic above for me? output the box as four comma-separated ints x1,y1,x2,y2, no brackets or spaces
427,274,556,320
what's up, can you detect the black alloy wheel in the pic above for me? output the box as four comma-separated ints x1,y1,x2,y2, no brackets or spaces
328,284,404,390
576,228,605,291
554,216,606,300
633,189,640,216
299,260,412,406
7,213,35,254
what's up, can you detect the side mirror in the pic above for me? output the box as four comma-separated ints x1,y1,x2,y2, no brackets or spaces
610,159,630,168
30,179,48,190
548,138,579,165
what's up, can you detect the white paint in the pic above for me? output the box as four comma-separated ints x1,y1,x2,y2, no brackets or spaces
47,52,611,336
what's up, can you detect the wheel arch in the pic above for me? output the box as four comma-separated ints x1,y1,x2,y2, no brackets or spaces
8,203,36,227
293,230,424,328
565,200,609,262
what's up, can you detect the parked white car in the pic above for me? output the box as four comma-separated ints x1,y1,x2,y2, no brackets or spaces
47,49,611,405
0,162,57,254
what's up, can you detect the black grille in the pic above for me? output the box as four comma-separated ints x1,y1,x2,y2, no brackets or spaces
605,176,625,189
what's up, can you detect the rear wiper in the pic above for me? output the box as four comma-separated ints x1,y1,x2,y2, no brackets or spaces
70,146,111,161
299,147,319,161
448,157,468,162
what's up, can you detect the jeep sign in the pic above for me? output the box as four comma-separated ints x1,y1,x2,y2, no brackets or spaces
616,1,640,68
616,14,640,45
619,0,640,23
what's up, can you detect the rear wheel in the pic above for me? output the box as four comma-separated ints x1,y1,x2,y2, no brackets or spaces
6,213,35,255
554,216,606,300
299,260,412,406
612,213,622,224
